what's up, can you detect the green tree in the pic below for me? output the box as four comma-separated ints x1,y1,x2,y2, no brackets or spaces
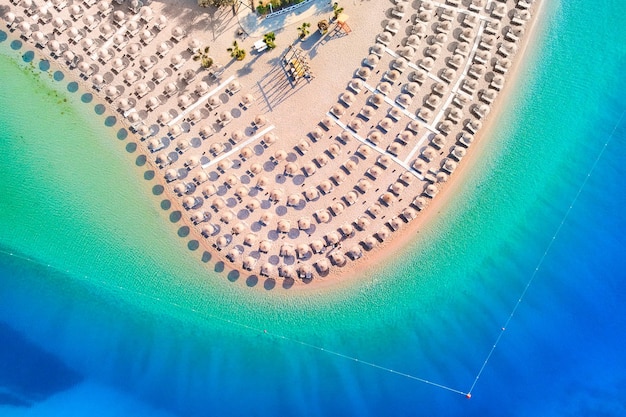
227,41,246,61
198,0,235,8
263,32,276,49
297,22,310,39
193,46,213,69
332,2,344,20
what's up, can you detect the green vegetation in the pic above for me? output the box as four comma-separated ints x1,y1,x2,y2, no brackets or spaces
227,41,246,61
256,0,305,15
192,46,213,69
198,0,235,8
332,2,344,20
297,22,311,39
263,32,277,49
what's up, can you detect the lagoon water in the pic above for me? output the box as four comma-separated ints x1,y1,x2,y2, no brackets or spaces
1,0,625,415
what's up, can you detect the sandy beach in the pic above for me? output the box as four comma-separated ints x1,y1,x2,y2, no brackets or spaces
1,0,542,287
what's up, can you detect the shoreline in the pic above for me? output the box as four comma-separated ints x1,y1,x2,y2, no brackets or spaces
288,0,549,293
0,0,545,290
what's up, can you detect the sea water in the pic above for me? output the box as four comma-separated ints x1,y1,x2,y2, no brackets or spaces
0,0,625,415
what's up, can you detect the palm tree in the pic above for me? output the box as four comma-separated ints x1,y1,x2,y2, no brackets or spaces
227,41,246,61
297,22,310,40
332,2,344,20
193,46,213,69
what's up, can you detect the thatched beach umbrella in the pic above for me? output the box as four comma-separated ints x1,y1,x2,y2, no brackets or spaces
220,210,234,224
202,185,217,198
183,196,197,210
201,224,216,237
376,227,390,241
330,252,347,267
305,187,319,201
242,256,256,271
244,233,258,246
164,168,177,181
425,183,439,198
280,244,296,257
316,209,331,223
226,249,240,262
367,165,382,180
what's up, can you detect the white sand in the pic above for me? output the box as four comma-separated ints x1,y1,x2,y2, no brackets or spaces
2,0,543,288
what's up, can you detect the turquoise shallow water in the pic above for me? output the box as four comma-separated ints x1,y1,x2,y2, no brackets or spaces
1,0,625,415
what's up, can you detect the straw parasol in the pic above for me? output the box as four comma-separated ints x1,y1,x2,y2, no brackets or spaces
191,211,206,224
326,231,341,245
249,163,263,175
305,187,320,201
226,249,240,262
340,92,355,106
413,196,428,211
164,168,177,181
356,216,371,231
259,240,272,253
202,185,217,198
316,209,331,223
428,134,444,150
315,259,330,273
269,189,284,203
183,196,197,210
242,256,256,271
260,263,274,277
201,224,216,237
255,175,270,190
364,54,380,68
311,239,325,253
367,165,382,179
451,146,467,161
171,26,185,40
244,233,258,246
298,217,312,230
356,179,372,193
348,119,362,132
320,116,335,129
173,183,186,195
211,197,226,210
316,154,329,167
340,223,355,237
280,244,296,257
368,203,383,217
330,252,347,267
389,217,403,231
330,202,345,216
390,181,404,195
263,132,277,145
327,144,341,157
357,145,373,159
277,219,291,233
356,67,371,80
296,244,311,259
220,211,234,224
420,146,436,162
287,193,302,207
376,227,390,241
246,198,261,212
378,117,393,131
425,183,439,198
380,192,395,206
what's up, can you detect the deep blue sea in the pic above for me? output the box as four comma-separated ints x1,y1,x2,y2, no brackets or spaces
1,0,625,415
